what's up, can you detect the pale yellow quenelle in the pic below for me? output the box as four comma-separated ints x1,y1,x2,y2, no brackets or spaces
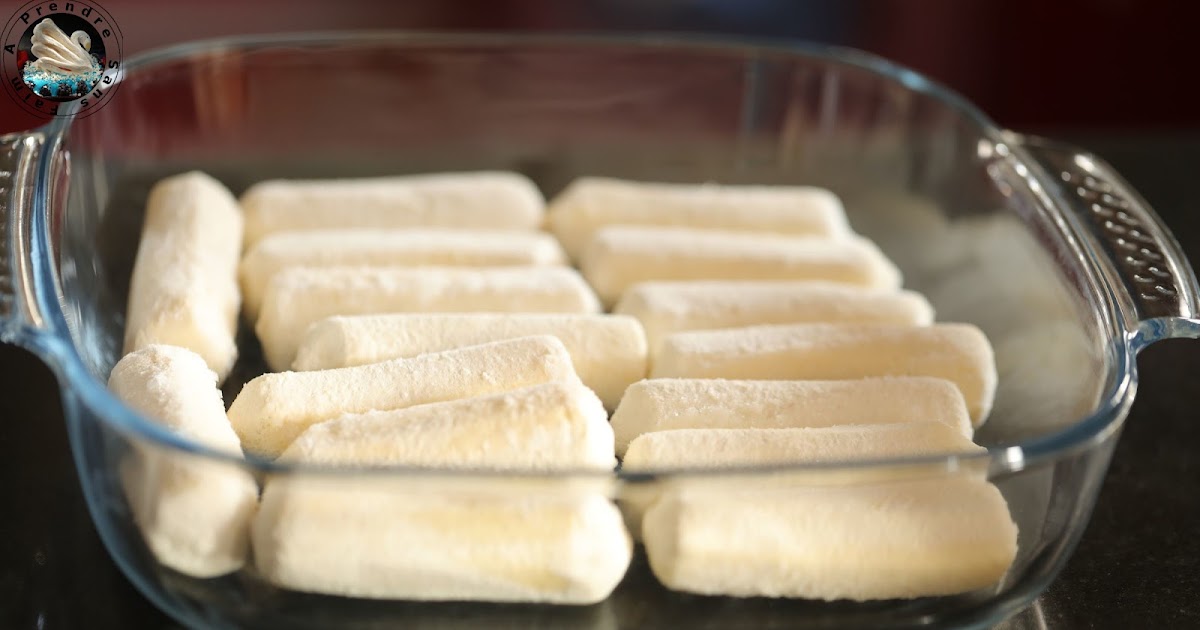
653,322,997,425
240,171,545,247
239,229,567,321
228,335,583,458
615,280,932,355
610,377,973,456
123,172,242,381
547,177,850,259
621,423,982,471
643,476,1017,600
279,382,616,471
253,477,631,604
618,421,986,539
624,417,1017,600
293,313,647,410
108,345,258,578
581,227,901,306
255,266,601,371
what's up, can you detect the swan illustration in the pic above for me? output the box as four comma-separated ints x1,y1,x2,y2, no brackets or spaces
20,17,102,100
29,18,94,75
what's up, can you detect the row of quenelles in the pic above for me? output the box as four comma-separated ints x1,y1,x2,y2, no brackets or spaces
245,179,902,373
555,182,1014,600
118,171,631,603
114,170,1015,605
111,339,631,603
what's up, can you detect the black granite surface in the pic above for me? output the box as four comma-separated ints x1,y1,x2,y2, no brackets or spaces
0,134,1197,629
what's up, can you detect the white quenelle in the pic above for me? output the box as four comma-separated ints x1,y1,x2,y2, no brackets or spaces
228,335,582,458
581,227,902,305
240,171,545,247
280,382,616,471
123,171,243,381
255,266,601,371
620,423,983,472
610,378,973,456
653,323,997,424
108,345,258,578
253,480,631,604
547,177,850,259
239,229,568,321
617,422,985,541
614,281,933,354
642,477,1018,600
292,313,647,409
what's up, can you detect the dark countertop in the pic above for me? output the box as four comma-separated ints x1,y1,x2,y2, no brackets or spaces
0,134,1197,629
1035,134,1200,629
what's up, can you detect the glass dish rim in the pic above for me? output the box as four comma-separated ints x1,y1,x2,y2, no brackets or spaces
31,31,1138,480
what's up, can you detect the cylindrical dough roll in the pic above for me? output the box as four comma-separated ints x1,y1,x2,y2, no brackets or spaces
240,229,568,320
293,313,647,409
614,281,933,354
653,323,997,424
240,171,545,247
611,378,973,456
547,177,850,259
253,480,631,603
228,335,581,458
581,227,902,305
108,345,258,578
621,424,983,472
617,422,984,540
642,477,1018,600
256,266,601,371
281,382,615,470
123,171,243,381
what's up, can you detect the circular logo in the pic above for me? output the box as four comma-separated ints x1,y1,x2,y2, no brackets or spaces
2,0,122,118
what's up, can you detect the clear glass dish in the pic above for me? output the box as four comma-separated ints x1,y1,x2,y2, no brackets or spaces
1,34,1197,629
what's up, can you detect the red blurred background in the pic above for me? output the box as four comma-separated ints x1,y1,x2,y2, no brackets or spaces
1,0,1198,134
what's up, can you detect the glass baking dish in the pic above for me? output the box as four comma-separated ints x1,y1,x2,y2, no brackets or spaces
1,33,1197,629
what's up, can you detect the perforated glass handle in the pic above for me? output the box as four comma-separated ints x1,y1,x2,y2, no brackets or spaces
1013,134,1200,347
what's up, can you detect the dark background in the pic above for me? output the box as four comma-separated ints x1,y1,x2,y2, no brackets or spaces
1,1,1198,628
2,0,1200,134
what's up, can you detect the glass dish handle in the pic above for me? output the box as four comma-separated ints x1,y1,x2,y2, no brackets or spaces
1014,134,1200,347
0,130,51,347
